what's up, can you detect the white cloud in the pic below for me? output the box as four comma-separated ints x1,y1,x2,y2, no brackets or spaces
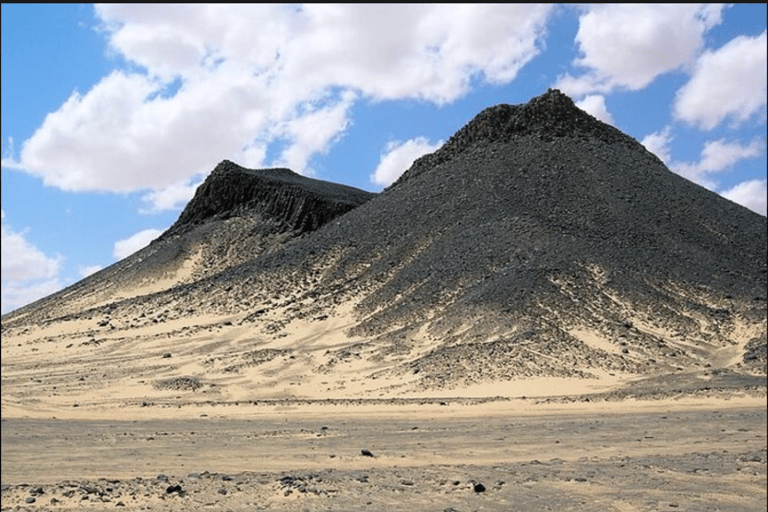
1,211,62,281
1,210,65,313
140,178,204,214
370,137,444,187
641,127,673,163
575,95,614,125
721,179,767,216
1,279,66,315
271,90,357,175
557,4,724,95
669,138,764,190
641,132,766,212
674,30,768,130
113,228,163,260
7,4,553,212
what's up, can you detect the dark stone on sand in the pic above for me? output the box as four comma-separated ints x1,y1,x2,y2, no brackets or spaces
361,449,374,457
473,482,486,493
81,484,99,494
25,497,36,503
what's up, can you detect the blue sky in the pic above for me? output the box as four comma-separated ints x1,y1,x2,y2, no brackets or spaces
2,4,766,314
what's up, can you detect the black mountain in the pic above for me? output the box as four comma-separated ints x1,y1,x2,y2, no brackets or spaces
3,89,765,391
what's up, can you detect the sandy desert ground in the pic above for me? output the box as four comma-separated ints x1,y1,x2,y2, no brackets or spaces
1,397,766,512
3,293,766,511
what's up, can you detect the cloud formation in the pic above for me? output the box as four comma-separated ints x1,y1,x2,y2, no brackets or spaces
721,179,767,216
5,4,553,212
113,228,163,260
575,95,614,125
557,4,723,95
674,30,768,130
1,210,64,313
672,138,764,188
642,129,766,214
371,137,444,187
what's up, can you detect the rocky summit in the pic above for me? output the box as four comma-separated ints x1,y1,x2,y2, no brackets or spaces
2,89,765,410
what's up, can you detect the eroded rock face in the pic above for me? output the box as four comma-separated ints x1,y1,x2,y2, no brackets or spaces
167,160,376,236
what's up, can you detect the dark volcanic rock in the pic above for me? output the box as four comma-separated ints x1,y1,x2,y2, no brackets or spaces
1,160,374,323
390,88,642,189
196,88,765,385
166,160,376,237
2,89,765,392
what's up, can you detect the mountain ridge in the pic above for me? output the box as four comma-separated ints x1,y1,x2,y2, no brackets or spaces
2,89,765,408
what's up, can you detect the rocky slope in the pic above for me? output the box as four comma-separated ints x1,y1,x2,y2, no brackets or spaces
2,89,765,405
2,162,375,321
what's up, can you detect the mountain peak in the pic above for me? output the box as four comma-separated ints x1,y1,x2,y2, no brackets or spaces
164,160,375,237
390,89,639,188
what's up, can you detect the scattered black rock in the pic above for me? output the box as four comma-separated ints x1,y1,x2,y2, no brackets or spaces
154,376,203,391
473,482,486,493
361,449,375,457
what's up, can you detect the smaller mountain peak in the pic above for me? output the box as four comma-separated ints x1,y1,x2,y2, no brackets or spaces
164,161,375,238
523,88,580,123
532,87,576,108
455,88,623,144
210,160,297,180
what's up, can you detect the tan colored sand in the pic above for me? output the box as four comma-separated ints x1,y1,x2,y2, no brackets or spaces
3,288,765,512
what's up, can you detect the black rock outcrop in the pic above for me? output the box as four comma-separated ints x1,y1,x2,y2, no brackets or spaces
0,160,375,320
390,88,647,189
166,160,375,237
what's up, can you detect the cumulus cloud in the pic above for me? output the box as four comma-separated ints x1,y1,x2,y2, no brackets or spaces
674,30,767,130
641,127,673,164
641,129,766,215
671,138,764,188
557,4,723,95
370,137,444,187
140,177,203,214
575,95,614,125
1,210,64,313
1,212,61,281
1,279,66,316
113,228,163,260
5,4,553,212
721,179,767,216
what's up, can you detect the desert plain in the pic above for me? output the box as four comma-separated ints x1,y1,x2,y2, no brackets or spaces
2,300,766,512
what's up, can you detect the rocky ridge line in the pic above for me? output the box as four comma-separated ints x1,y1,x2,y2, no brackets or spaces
390,88,651,189
164,160,376,238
